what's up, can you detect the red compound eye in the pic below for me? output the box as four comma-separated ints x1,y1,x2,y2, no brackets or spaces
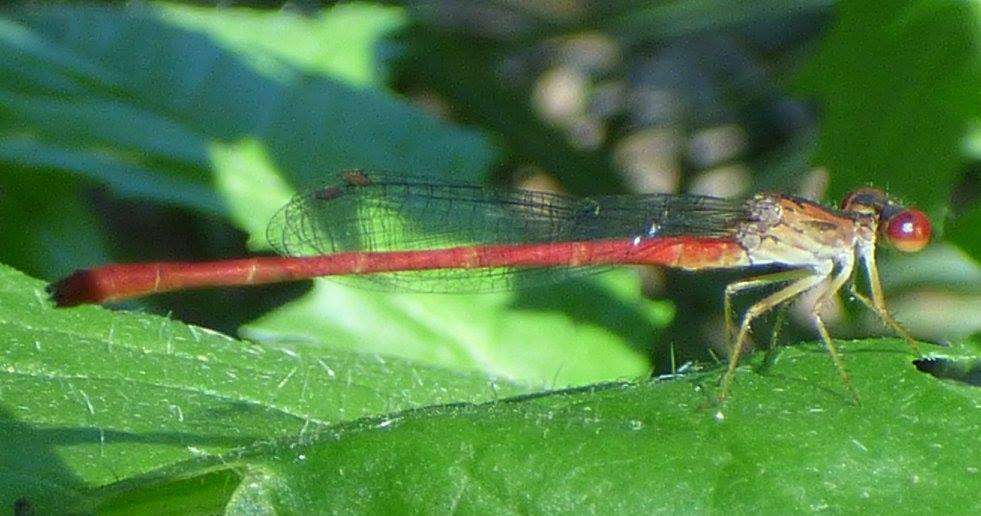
884,208,931,252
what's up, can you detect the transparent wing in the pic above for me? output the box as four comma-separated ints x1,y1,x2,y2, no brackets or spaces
267,170,746,292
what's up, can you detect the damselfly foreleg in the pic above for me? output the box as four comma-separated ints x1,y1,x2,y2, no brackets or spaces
848,248,921,354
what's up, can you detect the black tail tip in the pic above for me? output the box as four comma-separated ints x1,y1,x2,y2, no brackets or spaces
47,270,101,307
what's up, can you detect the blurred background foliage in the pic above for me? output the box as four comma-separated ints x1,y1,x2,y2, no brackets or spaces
0,0,977,386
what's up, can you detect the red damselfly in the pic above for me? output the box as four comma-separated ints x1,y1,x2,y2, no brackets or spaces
51,170,932,401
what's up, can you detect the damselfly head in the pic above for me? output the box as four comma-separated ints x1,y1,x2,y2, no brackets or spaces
841,187,932,252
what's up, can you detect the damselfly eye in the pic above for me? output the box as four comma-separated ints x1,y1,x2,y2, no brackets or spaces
884,208,931,252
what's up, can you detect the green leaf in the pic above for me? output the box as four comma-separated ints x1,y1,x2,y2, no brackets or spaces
156,2,405,87
0,2,494,229
0,2,498,326
208,138,295,247
792,0,979,221
92,340,978,513
0,264,533,512
0,136,222,215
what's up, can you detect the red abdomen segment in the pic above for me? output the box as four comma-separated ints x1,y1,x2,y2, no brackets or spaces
631,237,747,269
50,237,747,306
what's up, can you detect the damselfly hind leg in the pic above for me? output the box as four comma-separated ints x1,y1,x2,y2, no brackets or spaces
719,270,828,402
757,303,791,375
723,270,813,349
722,271,807,382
